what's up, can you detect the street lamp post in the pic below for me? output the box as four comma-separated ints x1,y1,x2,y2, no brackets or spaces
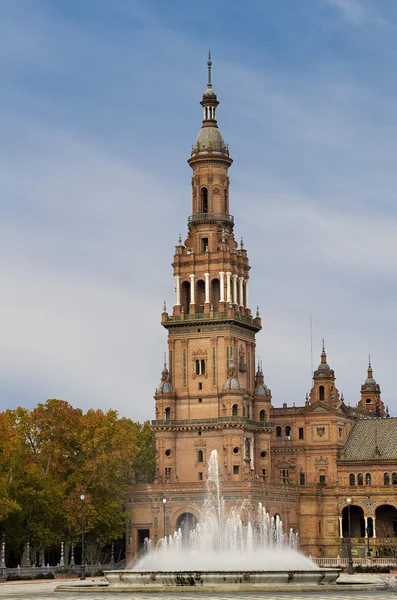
60,533,65,567
162,498,167,539
346,497,354,574
80,493,86,581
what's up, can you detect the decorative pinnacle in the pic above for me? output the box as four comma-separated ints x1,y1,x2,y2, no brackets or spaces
256,305,259,317
240,236,244,249
207,49,212,88
178,233,182,245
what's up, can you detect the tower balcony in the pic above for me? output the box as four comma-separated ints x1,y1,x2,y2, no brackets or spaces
188,212,234,226
152,416,273,432
163,308,261,333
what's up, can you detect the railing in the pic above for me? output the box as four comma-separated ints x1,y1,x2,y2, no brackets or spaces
311,557,397,567
152,417,273,429
0,560,125,579
166,311,260,328
188,213,234,225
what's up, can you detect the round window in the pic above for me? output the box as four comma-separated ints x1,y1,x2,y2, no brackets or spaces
165,449,172,457
260,450,266,458
233,447,239,454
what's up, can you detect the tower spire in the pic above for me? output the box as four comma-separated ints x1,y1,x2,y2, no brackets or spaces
368,354,373,378
207,49,212,88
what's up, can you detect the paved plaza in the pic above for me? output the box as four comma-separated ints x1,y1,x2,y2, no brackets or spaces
1,576,397,600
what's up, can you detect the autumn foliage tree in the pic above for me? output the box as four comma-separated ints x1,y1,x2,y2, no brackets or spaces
0,400,155,567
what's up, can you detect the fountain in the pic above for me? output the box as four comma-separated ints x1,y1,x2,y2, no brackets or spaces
101,450,340,591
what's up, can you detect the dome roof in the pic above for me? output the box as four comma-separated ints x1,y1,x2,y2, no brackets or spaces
255,384,268,396
365,377,376,385
223,364,242,391
224,377,241,390
192,127,228,156
203,87,216,98
158,381,173,393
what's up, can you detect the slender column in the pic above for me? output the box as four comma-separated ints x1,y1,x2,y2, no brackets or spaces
372,517,376,538
189,274,195,304
174,275,181,306
364,517,368,537
238,277,244,307
226,272,232,303
219,272,225,302
1,533,5,568
338,517,343,538
245,279,249,308
204,273,210,304
232,274,238,304
250,437,254,469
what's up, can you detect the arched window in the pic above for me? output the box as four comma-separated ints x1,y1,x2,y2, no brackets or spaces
197,450,203,463
349,473,355,486
195,360,205,375
393,472,397,485
196,280,205,313
181,281,191,314
201,187,208,213
366,473,371,485
285,426,292,438
319,385,325,401
366,398,371,404
232,404,238,417
357,473,363,486
259,410,266,422
211,278,220,311
384,472,390,485
276,426,282,438
164,407,171,421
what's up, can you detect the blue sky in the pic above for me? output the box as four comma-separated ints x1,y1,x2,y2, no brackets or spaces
1,0,396,420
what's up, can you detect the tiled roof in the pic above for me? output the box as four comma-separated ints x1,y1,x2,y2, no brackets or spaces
341,417,397,461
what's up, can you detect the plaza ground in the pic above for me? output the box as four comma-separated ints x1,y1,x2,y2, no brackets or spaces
1,574,397,599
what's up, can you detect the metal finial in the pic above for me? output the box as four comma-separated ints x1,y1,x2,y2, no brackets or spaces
240,236,244,249
256,305,259,317
163,352,167,370
207,49,212,88
163,300,167,312
178,233,182,245
322,338,325,352
368,354,372,369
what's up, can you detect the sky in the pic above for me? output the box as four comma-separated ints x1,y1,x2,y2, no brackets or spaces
0,0,396,421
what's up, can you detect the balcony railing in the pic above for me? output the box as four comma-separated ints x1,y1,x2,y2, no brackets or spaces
188,213,234,225
152,416,273,429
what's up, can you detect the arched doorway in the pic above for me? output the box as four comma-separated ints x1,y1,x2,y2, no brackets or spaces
181,281,191,314
375,504,397,556
342,504,365,538
196,280,205,313
211,278,220,311
176,512,198,545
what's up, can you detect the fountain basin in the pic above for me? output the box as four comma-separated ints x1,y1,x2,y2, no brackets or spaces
103,568,340,591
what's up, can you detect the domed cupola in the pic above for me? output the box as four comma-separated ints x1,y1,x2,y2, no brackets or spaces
358,356,384,415
309,341,339,405
254,363,269,396
190,51,231,162
156,358,174,394
223,364,242,391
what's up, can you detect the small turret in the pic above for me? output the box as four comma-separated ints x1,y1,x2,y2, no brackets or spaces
357,356,384,415
309,341,340,405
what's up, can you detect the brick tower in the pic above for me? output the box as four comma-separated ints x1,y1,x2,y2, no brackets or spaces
126,55,299,562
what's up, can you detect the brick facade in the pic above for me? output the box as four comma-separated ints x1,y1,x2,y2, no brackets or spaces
126,59,397,564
